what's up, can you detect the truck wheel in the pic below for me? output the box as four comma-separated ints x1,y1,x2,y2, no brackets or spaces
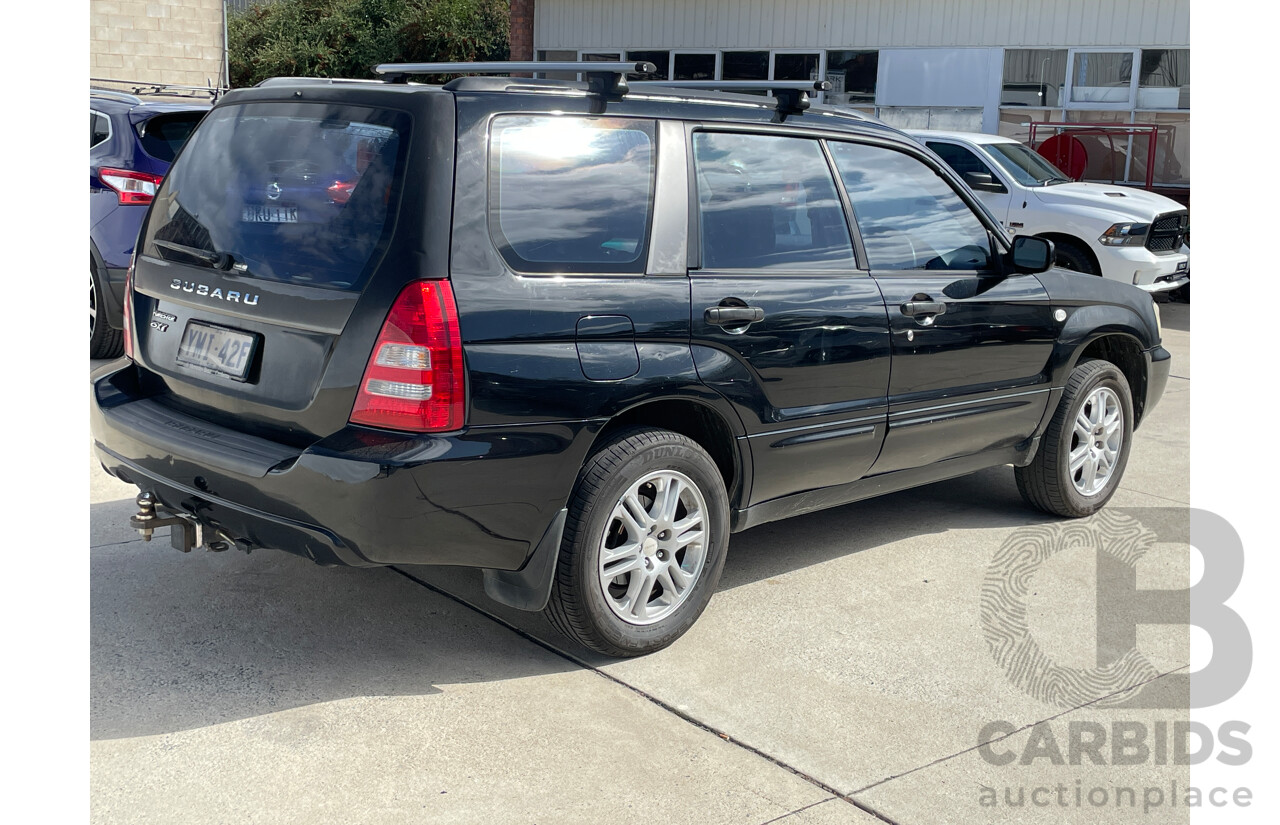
90,266,123,359
545,427,729,657
1052,240,1098,276
1015,359,1134,518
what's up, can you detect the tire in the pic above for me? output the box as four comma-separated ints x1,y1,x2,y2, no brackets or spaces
545,427,730,657
90,265,124,359
1016,359,1134,518
1052,240,1099,276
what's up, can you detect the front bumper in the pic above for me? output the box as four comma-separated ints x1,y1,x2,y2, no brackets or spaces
91,363,595,570
1142,345,1172,423
1097,244,1189,292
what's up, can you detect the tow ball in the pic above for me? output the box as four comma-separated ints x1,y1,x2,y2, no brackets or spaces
129,492,232,553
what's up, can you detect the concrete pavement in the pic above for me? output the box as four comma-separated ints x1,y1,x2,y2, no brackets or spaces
90,301,1191,824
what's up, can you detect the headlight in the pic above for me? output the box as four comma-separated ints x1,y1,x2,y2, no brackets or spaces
1099,222,1151,246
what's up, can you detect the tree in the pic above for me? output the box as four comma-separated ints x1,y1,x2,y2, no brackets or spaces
229,0,510,88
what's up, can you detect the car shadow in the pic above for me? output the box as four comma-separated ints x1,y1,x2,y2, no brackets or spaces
90,501,579,742
87,466,1063,740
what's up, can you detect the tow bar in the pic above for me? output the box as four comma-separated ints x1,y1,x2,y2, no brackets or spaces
129,492,235,553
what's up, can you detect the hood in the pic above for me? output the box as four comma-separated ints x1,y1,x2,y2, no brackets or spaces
1032,182,1185,220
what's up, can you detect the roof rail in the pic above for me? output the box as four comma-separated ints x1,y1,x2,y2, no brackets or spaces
373,61,656,97
90,87,143,105
90,77,226,101
632,79,832,121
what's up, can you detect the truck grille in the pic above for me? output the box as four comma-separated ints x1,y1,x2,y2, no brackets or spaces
1146,211,1189,254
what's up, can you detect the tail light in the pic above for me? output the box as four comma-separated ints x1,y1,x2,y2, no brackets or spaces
327,180,356,204
99,168,164,205
350,280,465,433
122,259,136,360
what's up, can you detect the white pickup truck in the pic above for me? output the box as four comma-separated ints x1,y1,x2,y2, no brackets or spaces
908,130,1190,294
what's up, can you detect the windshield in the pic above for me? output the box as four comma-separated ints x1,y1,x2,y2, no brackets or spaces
982,143,1072,187
142,101,410,291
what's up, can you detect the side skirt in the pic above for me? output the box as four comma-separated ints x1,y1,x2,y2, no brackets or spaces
731,442,1037,533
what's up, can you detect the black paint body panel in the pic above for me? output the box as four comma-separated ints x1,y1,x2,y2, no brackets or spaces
91,78,1171,588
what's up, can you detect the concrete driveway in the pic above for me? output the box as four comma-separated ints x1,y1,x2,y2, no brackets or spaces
90,302,1191,824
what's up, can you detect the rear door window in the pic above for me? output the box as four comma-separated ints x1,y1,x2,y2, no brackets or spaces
136,112,206,163
693,132,855,271
142,102,410,291
489,115,655,273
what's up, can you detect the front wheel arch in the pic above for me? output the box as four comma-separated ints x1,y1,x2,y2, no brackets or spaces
1037,233,1102,276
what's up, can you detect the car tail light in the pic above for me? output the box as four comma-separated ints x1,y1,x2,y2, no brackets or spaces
122,259,136,360
99,168,164,205
350,280,465,433
327,180,357,204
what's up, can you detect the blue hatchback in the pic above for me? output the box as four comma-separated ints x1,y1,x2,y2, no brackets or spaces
90,87,211,357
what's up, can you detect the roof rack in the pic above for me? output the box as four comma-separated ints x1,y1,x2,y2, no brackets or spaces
370,63,831,120
90,77,226,101
373,61,655,97
631,79,831,120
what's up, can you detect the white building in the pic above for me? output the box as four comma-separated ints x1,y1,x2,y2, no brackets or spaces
524,0,1190,197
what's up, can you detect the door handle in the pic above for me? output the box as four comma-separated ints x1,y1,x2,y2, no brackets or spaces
705,306,765,326
900,300,947,318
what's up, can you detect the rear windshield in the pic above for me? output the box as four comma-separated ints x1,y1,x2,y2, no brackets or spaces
136,111,206,162
142,102,410,291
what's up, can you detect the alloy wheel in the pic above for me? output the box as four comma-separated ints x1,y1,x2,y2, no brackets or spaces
1069,386,1124,496
597,470,709,625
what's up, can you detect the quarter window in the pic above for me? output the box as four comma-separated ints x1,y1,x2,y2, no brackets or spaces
90,112,110,149
693,132,855,271
489,116,655,273
828,142,993,272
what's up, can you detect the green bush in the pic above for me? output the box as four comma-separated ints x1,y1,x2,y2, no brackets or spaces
229,0,510,87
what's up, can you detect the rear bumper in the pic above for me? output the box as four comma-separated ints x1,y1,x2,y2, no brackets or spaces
91,363,597,570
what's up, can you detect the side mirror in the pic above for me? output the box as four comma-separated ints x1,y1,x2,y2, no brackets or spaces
1010,236,1054,273
963,171,1007,193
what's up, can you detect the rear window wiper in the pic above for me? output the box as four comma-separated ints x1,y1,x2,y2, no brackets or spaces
154,240,235,270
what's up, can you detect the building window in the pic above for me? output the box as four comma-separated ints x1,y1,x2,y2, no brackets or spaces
673,53,716,80
773,52,819,82
723,51,769,80
1138,49,1189,109
1069,51,1134,105
825,50,877,105
1001,49,1067,107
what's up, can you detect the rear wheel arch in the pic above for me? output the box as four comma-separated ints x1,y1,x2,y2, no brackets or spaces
589,398,746,509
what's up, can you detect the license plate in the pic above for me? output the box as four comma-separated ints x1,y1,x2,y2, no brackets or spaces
176,322,257,381
241,205,298,223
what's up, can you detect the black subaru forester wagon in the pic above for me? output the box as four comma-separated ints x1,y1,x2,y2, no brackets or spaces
91,62,1170,656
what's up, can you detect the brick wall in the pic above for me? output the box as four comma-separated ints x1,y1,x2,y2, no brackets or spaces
510,0,534,62
90,0,226,88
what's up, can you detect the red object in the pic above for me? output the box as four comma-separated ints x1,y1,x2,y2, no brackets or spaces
1036,134,1088,181
1027,122,1161,190
350,280,466,432
98,168,164,205
327,180,357,204
122,261,135,360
